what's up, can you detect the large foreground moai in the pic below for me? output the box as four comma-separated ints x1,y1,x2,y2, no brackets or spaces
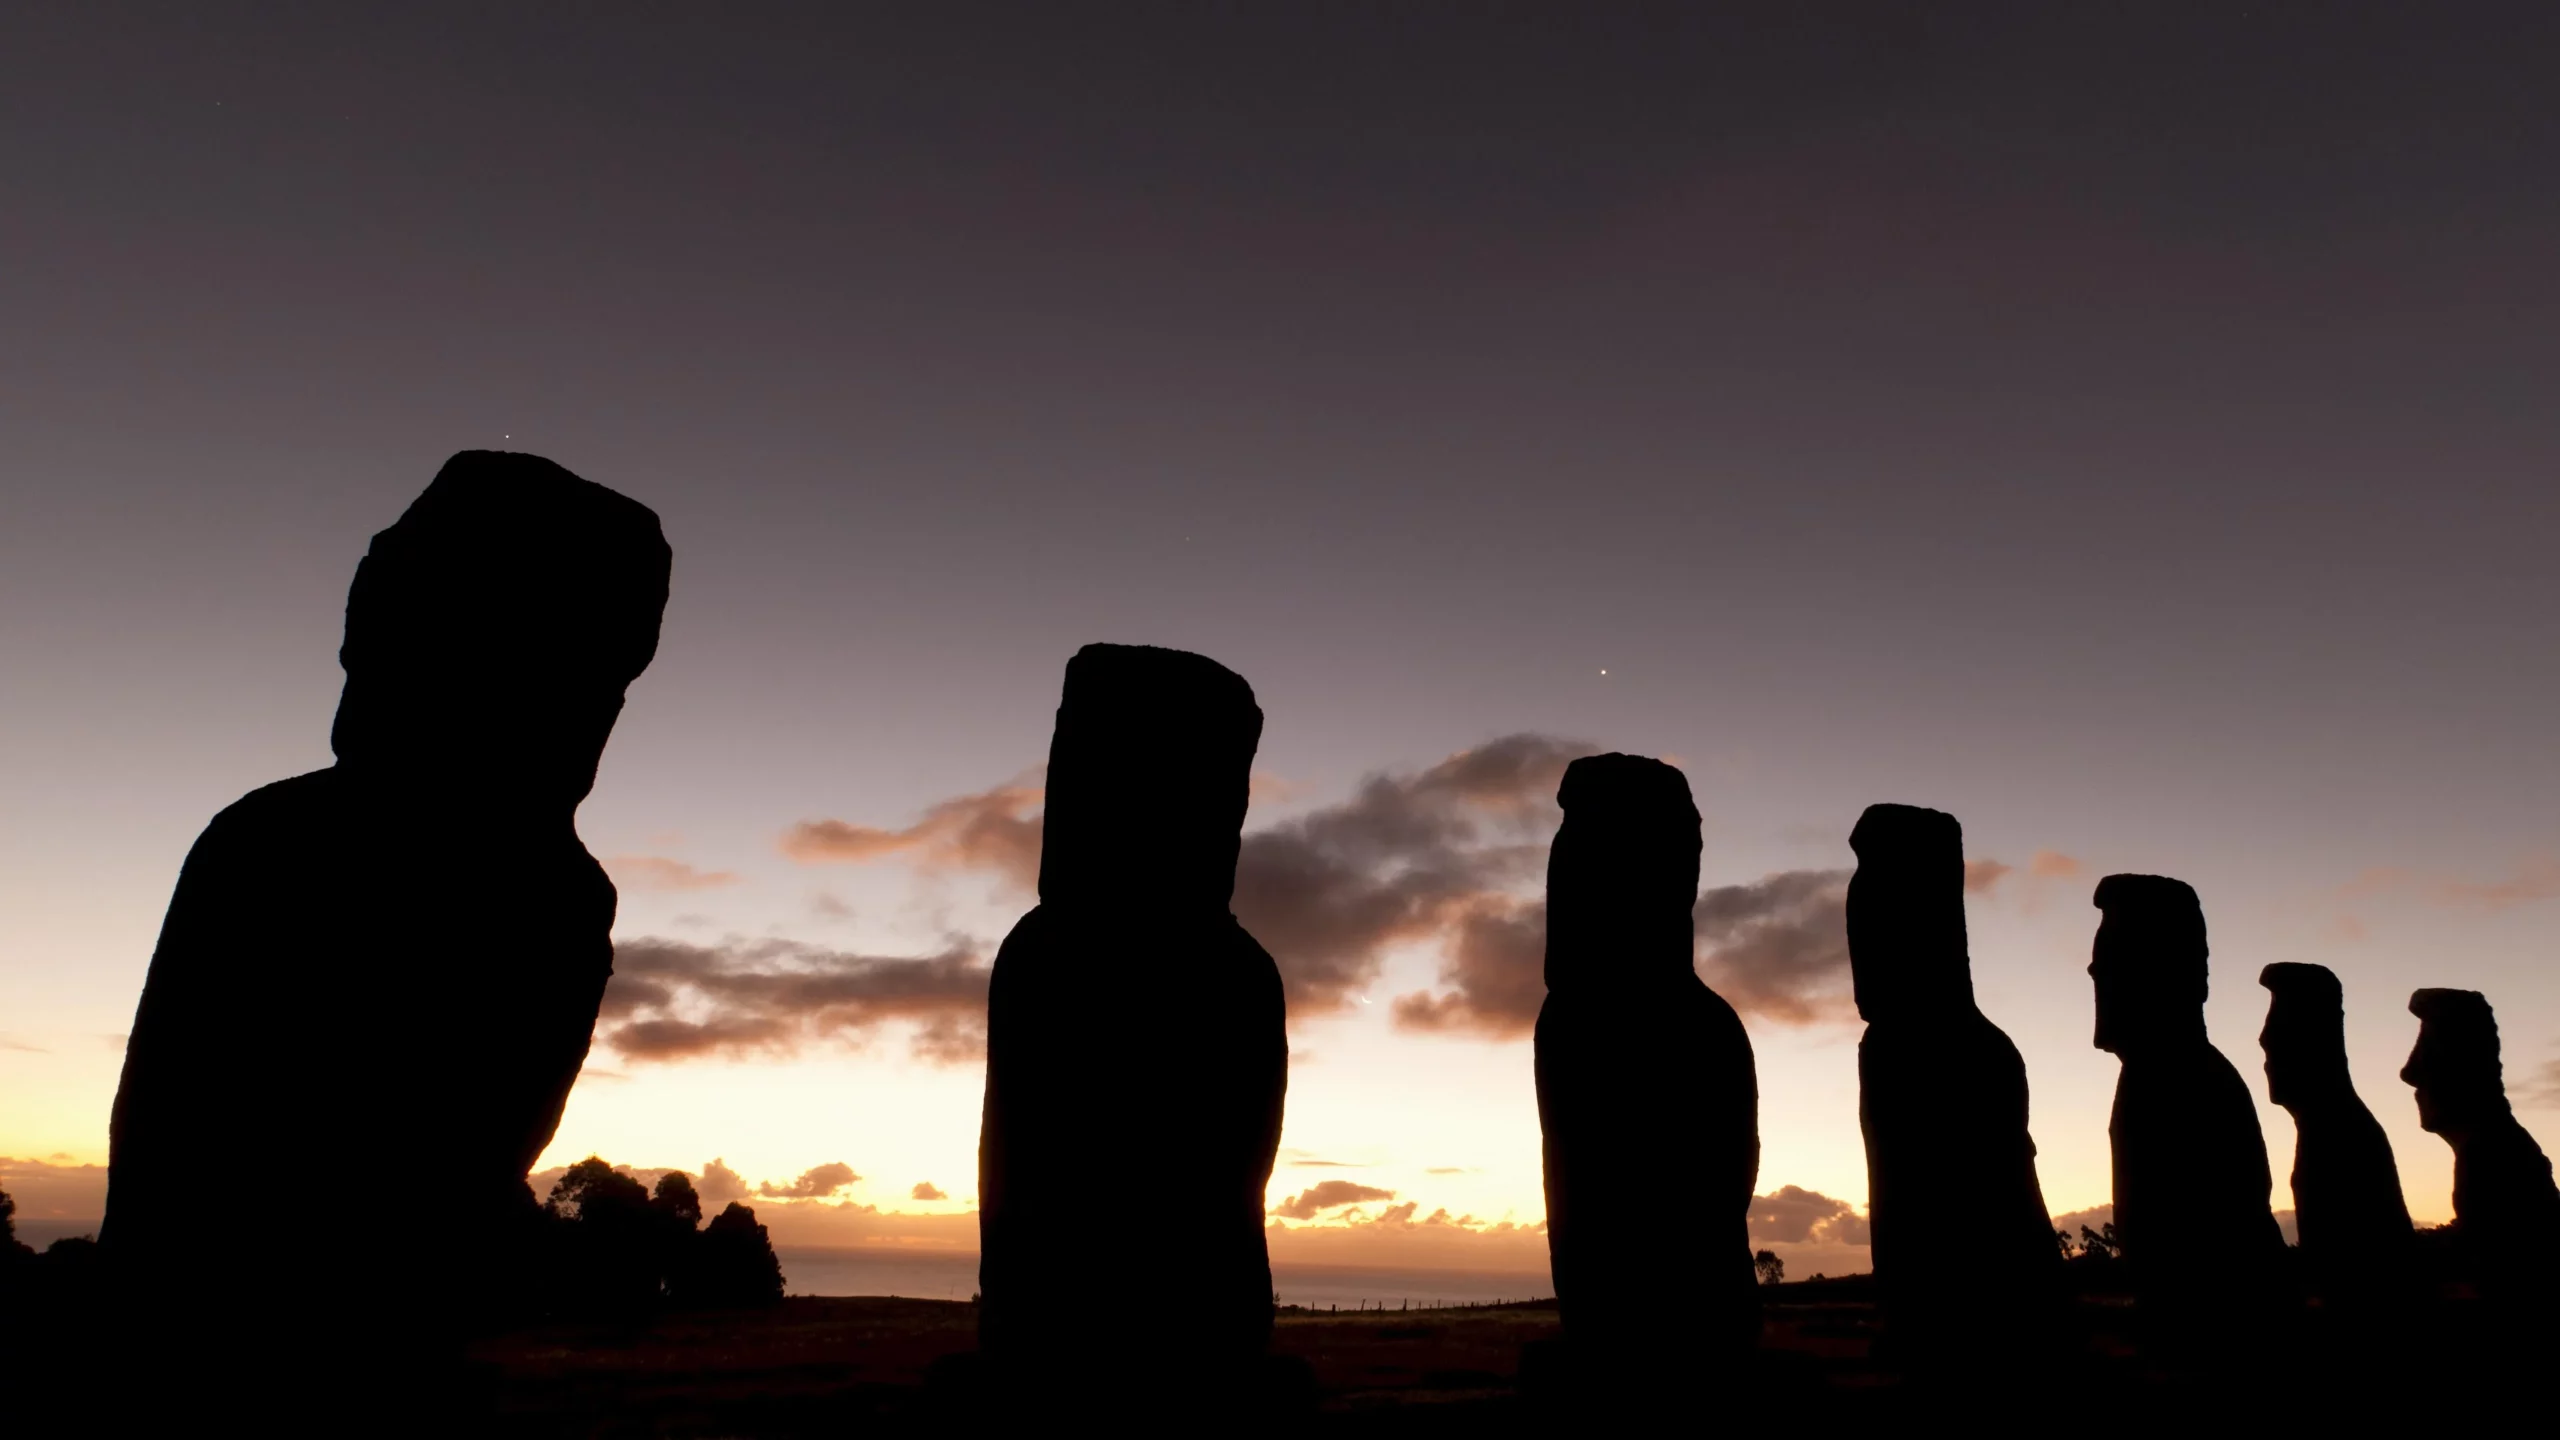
2089,875,2292,1352
977,644,1286,1400
105,452,671,1406
2257,963,2416,1315
1536,754,1760,1383
2402,988,2560,1300
1847,804,2064,1364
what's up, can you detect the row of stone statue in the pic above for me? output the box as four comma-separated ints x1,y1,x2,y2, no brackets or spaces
93,453,2560,1420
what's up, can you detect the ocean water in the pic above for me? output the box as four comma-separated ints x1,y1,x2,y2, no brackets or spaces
777,1247,1551,1310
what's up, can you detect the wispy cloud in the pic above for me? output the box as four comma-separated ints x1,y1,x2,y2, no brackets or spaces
1271,1180,1398,1220
607,855,743,892
2343,852,2560,911
759,1162,860,1200
781,780,1043,885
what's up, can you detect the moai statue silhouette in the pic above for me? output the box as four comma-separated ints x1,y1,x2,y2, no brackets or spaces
1536,754,1759,1400
1848,804,2065,1369
2402,988,2560,1302
105,452,671,1417
976,644,1286,1411
2089,875,2294,1358
2257,963,2417,1320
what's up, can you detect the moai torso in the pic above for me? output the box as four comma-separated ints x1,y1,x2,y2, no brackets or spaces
976,644,1286,1377
1848,804,2063,1357
1535,754,1759,1367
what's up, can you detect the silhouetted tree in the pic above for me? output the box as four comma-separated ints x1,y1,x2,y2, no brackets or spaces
651,1171,703,1228
1754,1250,1785,1286
546,1157,662,1312
0,1182,26,1262
681,1202,784,1308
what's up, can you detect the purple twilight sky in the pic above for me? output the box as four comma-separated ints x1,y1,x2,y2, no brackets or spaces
3,6,2557,1263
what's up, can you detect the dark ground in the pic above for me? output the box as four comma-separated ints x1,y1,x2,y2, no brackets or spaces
468,1277,2536,1435
466,1281,2114,1435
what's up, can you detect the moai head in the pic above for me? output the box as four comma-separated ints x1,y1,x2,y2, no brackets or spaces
1035,643,1262,914
1845,803,1974,1023
330,451,672,807
2258,962,2351,1109
2089,874,2209,1055
2402,988,2508,1138
1543,754,1702,988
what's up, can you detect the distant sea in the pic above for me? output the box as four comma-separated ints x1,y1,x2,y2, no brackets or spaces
10,1227,1552,1312
778,1247,1551,1310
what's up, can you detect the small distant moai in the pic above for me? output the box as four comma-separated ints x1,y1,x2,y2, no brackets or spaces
1536,754,1760,1390
2401,988,2560,1301
105,452,671,1413
1848,804,2065,1366
2256,964,2417,1317
976,644,1286,1406
2089,875,2293,1354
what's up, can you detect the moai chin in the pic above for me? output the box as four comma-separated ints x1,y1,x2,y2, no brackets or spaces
1535,754,1760,1398
1847,803,2064,1367
976,643,1286,1409
2090,875,2294,1355
105,451,671,1416
2402,988,2560,1301
2257,963,2416,1318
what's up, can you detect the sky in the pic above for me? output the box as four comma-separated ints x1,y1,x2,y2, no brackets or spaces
4,6,2558,1277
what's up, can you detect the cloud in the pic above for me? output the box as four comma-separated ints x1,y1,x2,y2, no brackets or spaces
1694,869,1854,1024
1232,734,1583,1016
606,855,742,892
698,1158,748,1205
1747,1185,1871,1246
2343,853,2560,912
1394,862,1862,1035
1272,1180,1398,1221
0,1155,108,1222
2429,853,2560,909
0,1035,47,1054
2520,1058,2560,1110
2028,849,2083,879
1424,1166,1476,1175
600,937,990,1064
784,734,1587,1022
781,781,1044,888
1963,859,2013,894
1387,897,1546,1037
911,1181,949,1201
759,1163,861,1200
